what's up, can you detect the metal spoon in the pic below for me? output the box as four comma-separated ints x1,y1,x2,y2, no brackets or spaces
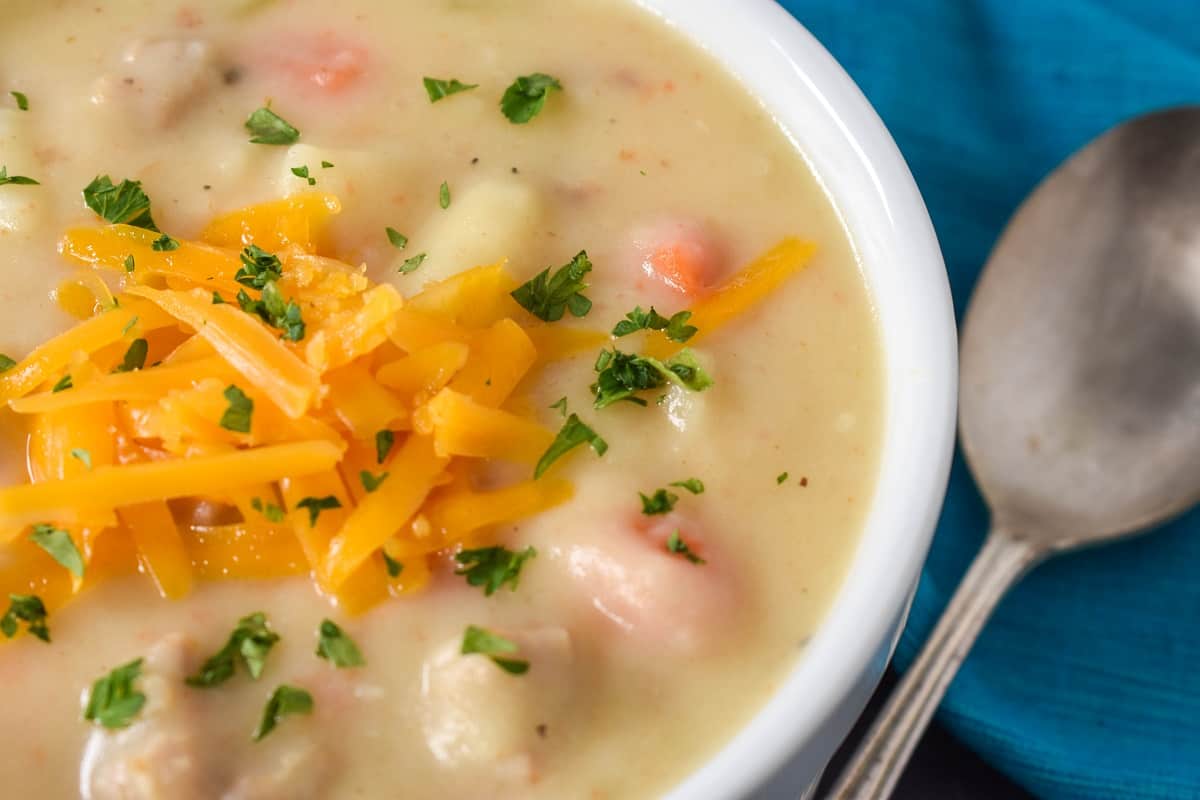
827,106,1200,799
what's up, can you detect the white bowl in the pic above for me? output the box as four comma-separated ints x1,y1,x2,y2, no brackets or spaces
633,1,959,797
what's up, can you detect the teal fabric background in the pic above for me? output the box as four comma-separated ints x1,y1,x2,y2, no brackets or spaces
775,2,1200,798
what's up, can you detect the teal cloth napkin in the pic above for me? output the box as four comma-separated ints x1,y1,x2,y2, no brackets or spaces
777,2,1200,798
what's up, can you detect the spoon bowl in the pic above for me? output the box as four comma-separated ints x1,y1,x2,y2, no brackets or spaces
830,106,1200,799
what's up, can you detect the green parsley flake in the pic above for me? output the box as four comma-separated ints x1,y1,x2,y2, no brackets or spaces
51,375,73,393
123,254,136,273
250,497,286,523
316,619,365,668
398,253,427,274
253,685,313,741
114,338,148,373
359,470,389,493
0,354,16,373
85,659,146,729
187,612,280,687
219,385,254,433
670,478,705,495
382,550,404,578
1,594,49,642
549,397,568,417
612,306,697,343
461,625,528,675
245,107,300,145
666,530,706,565
777,472,789,485
70,448,93,470
82,175,156,230
423,77,479,103
639,488,678,516
321,160,334,169
10,91,28,111
438,181,451,209
375,430,395,464
236,245,283,289
237,282,305,341
455,546,537,596
385,227,408,249
151,234,179,252
500,73,562,124
534,413,607,479
295,496,341,527
0,166,39,187
591,348,713,409
510,251,592,322
212,292,226,305
291,165,316,186
121,315,139,336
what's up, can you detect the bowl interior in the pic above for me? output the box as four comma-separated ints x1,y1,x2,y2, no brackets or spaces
632,1,958,796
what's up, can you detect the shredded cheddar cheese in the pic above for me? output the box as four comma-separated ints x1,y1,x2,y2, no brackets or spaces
0,193,814,619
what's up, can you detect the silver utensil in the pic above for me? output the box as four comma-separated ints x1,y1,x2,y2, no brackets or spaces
827,106,1200,799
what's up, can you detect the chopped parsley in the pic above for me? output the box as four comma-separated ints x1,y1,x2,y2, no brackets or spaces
535,413,607,478
321,160,334,169
1,594,49,642
777,472,789,485
612,306,697,343
398,253,427,274
454,546,537,596
0,166,38,187
10,91,28,111
549,397,568,417
423,77,478,103
500,73,562,124
639,489,678,516
245,106,300,145
375,429,395,464
70,448,93,470
236,245,283,289
121,315,139,335
591,348,713,409
187,612,280,687
0,354,15,373
291,165,316,186
295,496,341,526
151,234,179,252
114,338,148,373
382,550,404,578
212,292,226,304
439,180,451,209
250,497,285,523
237,282,305,341
123,254,136,273
253,685,313,741
82,175,156,230
51,375,73,393
359,470,389,493
461,625,528,675
671,478,705,495
666,531,706,565
315,619,365,668
510,251,592,322
84,659,146,729
219,384,254,433
385,227,408,249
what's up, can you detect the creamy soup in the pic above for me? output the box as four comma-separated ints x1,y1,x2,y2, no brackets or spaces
0,1,883,798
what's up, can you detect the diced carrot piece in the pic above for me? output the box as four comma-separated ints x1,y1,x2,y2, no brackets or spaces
448,319,536,407
375,341,470,399
128,286,322,418
200,193,342,253
0,301,174,402
645,237,817,358
323,362,409,439
322,435,447,589
408,262,521,328
415,388,554,463
118,502,193,599
272,33,369,94
0,441,342,531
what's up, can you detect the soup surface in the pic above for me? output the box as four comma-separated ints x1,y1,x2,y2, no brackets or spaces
0,1,884,797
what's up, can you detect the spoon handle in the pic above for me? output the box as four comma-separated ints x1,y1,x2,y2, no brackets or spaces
827,527,1043,800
